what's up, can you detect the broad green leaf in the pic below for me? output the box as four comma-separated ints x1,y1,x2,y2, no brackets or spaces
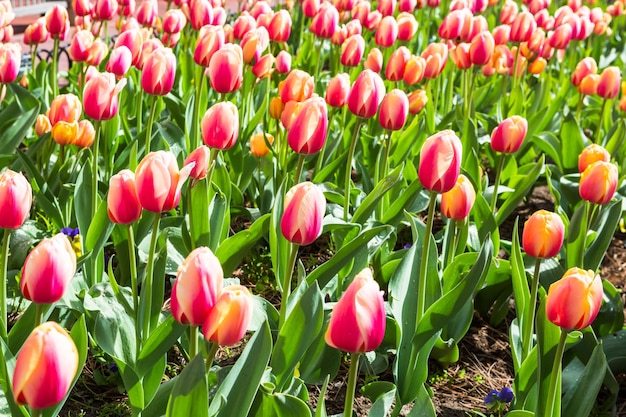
559,114,588,172
189,177,211,248
351,165,402,224
495,156,544,227
361,381,396,417
561,343,606,417
85,198,115,254
584,200,622,271
404,385,436,416
0,88,40,155
166,353,208,417
143,378,177,417
137,315,186,377
250,390,312,417
215,213,271,277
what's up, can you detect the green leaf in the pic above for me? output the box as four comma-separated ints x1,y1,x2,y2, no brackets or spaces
361,381,396,417
559,114,588,172
536,299,561,417
166,353,209,417
561,343,606,417
495,155,544,226
209,321,273,417
510,219,529,370
404,385,436,416
250,389,312,417
137,315,187,377
85,198,115,254
584,200,622,271
190,178,211,248
0,90,40,155
0,338,29,417
215,214,270,277
506,411,535,417
351,165,402,224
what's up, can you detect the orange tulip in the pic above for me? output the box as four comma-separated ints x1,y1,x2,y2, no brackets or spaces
403,55,426,84
578,73,599,95
597,66,621,99
522,210,564,258
408,89,428,114
279,69,314,104
35,114,52,136
578,144,610,173
397,12,418,41
74,119,96,148
364,47,383,73
579,161,618,205
546,268,603,330
572,57,598,86
250,133,274,157
202,285,253,346
440,174,476,220
107,169,142,224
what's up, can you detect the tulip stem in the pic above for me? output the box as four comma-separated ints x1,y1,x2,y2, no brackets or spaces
145,95,159,157
90,121,102,287
344,119,363,222
343,353,361,417
191,65,205,152
595,98,608,144
189,325,199,360
293,154,305,186
205,341,219,373
490,152,505,214
127,224,140,358
521,257,542,361
32,409,43,417
418,192,438,323
34,303,44,328
136,72,143,135
142,213,161,341
0,228,11,339
51,37,59,100
545,328,568,417
444,219,461,268
278,243,299,330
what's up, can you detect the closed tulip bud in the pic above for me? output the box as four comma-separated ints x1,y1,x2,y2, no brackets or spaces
21,233,77,303
578,73,599,95
597,66,621,99
408,89,428,114
579,161,618,205
493,25,511,45
135,150,194,213
141,47,176,96
241,27,269,65
549,24,572,49
193,25,224,67
572,57,597,86
189,0,213,29
469,31,494,66
45,5,69,39
184,146,211,182
269,96,284,119
421,42,448,79
546,268,603,330
279,69,314,104
398,0,416,12
340,34,365,67
202,285,252,346
385,46,411,82
302,0,320,17
528,57,547,74
347,69,386,118
522,210,564,258
85,38,108,67
510,11,536,42
24,18,49,45
325,268,385,353
325,73,351,108
450,43,472,70
418,130,462,193
74,119,96,148
364,10,382,31
403,55,426,84
275,50,291,74
463,15,489,43
252,53,274,78
351,1,369,25
83,72,126,120
208,43,243,94
73,0,92,16
172,247,223,326
310,3,339,39
379,89,408,131
250,133,274,157
288,97,328,154
268,9,291,42
249,0,272,19
0,43,21,83
114,29,143,67
163,9,186,33
579,144,611,173
136,0,157,26
500,0,518,24
93,0,117,20
233,12,256,39
397,12,418,41
281,181,326,245
35,114,52,136
12,322,79,409
0,169,32,229
438,8,470,40
375,15,398,48
377,0,396,16
201,101,239,150
440,174,476,220
47,94,82,125
106,46,133,77
51,121,78,146
364,47,383,73
490,115,527,153
107,169,142,224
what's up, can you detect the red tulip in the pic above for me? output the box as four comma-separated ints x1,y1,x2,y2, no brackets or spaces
106,46,133,77
469,31,494,66
141,47,176,96
440,174,476,220
93,0,117,21
347,69,386,118
280,182,326,246
172,247,224,326
107,169,142,224
201,101,239,150
579,161,618,205
0,169,32,229
418,130,462,193
23,17,49,45
597,66,621,99
189,0,213,30
522,210,564,258
12,322,79,409
202,285,253,346
287,97,328,154
114,28,143,67
163,9,187,34
325,268,386,353
546,268,603,330
233,12,256,39
208,43,243,94
397,12,418,41
45,4,69,39
21,233,77,303
510,11,536,42
83,72,126,121
490,115,528,154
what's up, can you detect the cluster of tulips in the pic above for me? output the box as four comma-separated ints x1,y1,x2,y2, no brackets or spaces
0,0,624,414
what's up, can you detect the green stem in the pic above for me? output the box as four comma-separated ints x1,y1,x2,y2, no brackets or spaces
142,213,161,340
189,325,199,359
144,95,159,157
490,152,505,214
51,37,59,99
90,121,102,286
34,303,44,328
191,65,205,151
418,192,438,322
187,184,197,250
521,257,542,360
343,353,361,417
30,45,37,81
574,201,591,267
0,228,11,339
344,119,363,222
595,98,608,144
278,243,299,330
127,224,140,358
545,328,568,417
136,74,144,134
444,219,460,268
32,408,43,417
205,341,220,372
293,154,305,186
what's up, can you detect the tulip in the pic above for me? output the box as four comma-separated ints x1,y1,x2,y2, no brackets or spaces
375,15,398,47
325,73,351,108
137,39,164,71
241,27,270,65
106,46,133,77
578,144,610,173
302,0,320,17
267,10,291,43
340,34,365,67
208,43,243,94
500,0,518,24
194,25,225,67
141,48,176,96
325,268,385,353
135,150,194,213
490,116,528,153
397,12,418,41
23,18,49,45
0,43,21,84
0,170,32,230
378,89,408,131
114,29,143,67
377,0,396,16
364,47,383,73
73,0,92,16
408,89,428,114
85,39,108,67
403,55,426,84
275,50,291,74
469,31,494,66
440,174,476,220
281,101,304,130
438,9,470,40
347,69,386,119
47,94,82,126
184,145,211,182
233,12,256,39
571,57,597,86
365,10,382,31
250,133,274,157
578,73,599,95
493,25,511,45
510,11,536,42
93,0,117,21
45,4,69,39
597,66,621,99
172,247,223,326
546,268,603,330
51,121,78,146
163,9,186,33
579,161,618,205
83,72,126,121
269,96,285,119
74,119,96,148
279,69,314,104
201,101,239,150
287,97,328,155
310,3,339,39
202,285,253,346
421,42,448,79
189,0,213,30
107,169,142,224
418,130,462,193
12,322,79,409
522,210,565,258
450,43,472,70
252,54,274,79
280,181,326,246
20,233,77,303
35,114,51,136
385,46,411,82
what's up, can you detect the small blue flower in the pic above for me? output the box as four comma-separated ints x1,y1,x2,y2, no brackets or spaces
497,387,514,403
108,363,119,373
403,243,412,249
61,227,80,238
484,389,499,404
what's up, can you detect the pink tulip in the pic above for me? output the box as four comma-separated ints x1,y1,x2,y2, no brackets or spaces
172,247,223,326
107,169,142,224
0,169,32,229
287,97,328,154
45,5,69,39
208,43,243,94
347,69,386,118
579,161,618,205
0,43,21,84
13,322,79,409
325,73,351,108
490,115,528,154
93,0,117,21
21,234,77,303
522,210,564,258
106,46,133,77
546,268,603,330
202,285,253,346
275,50,291,74
378,89,408,131
83,72,126,120
325,268,386,353
418,130,462,193
184,145,211,182
281,182,326,246
141,48,176,96
201,101,239,150
375,15,398,47
310,3,339,39
596,66,621,99
194,25,225,67
47,94,82,126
